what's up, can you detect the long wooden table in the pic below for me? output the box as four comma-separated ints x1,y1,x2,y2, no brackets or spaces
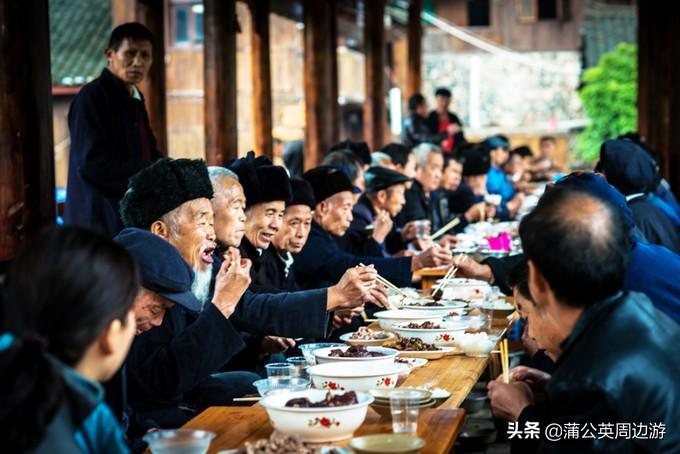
183,407,465,453
179,319,515,452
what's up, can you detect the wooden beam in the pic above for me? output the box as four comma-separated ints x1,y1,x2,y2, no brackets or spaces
363,0,386,151
637,1,680,196
111,0,138,26
303,0,338,168
250,0,273,159
0,0,56,260
407,0,423,97
138,0,168,155
204,0,238,165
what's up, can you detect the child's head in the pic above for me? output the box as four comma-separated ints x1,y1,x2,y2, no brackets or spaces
1,227,140,450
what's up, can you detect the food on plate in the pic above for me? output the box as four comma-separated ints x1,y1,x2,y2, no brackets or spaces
404,321,443,329
285,390,359,408
391,337,440,351
350,326,390,340
408,301,444,307
328,345,386,358
244,432,338,453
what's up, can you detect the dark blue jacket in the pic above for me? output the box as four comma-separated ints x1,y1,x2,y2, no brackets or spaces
125,304,245,423
64,68,161,236
295,221,412,289
337,194,389,258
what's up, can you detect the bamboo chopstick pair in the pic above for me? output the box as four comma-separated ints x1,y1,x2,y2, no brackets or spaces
499,338,510,384
357,263,402,312
429,217,461,241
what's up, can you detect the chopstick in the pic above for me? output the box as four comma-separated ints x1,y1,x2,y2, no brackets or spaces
500,338,509,384
431,255,466,299
479,205,486,223
429,217,461,240
358,263,406,311
233,396,261,402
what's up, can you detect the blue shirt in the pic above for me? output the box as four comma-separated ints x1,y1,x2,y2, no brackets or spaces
486,166,516,203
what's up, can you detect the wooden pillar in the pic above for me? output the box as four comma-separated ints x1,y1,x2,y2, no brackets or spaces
250,0,273,159
139,0,168,155
329,0,340,146
363,0,386,151
0,0,56,261
204,0,238,165
637,1,680,195
407,0,423,97
303,0,338,168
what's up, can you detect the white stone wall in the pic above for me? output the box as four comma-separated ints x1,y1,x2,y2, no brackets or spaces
422,50,584,132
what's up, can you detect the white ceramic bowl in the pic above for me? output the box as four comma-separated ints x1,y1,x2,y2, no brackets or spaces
439,278,491,301
373,310,443,331
308,362,402,391
392,321,468,345
260,389,373,442
314,346,399,365
299,342,344,365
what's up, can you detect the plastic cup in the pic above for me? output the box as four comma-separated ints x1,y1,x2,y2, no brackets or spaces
286,356,309,379
414,220,431,239
390,390,422,434
143,429,215,454
265,362,293,378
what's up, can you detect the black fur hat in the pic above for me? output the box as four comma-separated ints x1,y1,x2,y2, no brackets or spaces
119,158,213,229
227,151,292,207
288,178,316,209
459,144,491,177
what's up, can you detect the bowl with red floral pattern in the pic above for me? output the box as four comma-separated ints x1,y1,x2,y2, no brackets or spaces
307,362,403,392
260,389,374,442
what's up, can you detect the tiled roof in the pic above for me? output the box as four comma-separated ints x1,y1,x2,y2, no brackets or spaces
581,0,636,68
49,0,111,86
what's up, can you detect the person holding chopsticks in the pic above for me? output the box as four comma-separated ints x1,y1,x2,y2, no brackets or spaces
486,185,680,453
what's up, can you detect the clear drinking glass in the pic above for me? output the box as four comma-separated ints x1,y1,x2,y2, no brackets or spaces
286,356,309,379
414,219,431,239
390,390,422,434
265,362,293,378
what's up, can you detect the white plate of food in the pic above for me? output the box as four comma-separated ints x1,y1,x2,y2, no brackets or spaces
373,310,443,331
386,337,460,359
394,357,428,368
340,327,396,346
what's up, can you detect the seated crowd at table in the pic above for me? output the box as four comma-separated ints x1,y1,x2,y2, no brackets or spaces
1,22,680,454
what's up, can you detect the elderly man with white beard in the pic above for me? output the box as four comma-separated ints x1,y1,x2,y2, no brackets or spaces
119,158,373,427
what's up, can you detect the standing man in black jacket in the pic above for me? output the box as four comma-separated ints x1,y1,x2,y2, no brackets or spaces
401,94,458,150
65,23,161,236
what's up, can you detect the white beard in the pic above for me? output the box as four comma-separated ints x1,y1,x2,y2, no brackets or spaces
192,264,214,311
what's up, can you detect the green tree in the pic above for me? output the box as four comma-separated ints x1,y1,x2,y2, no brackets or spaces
576,43,637,162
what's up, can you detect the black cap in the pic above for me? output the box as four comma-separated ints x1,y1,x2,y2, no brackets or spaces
120,158,213,229
303,165,359,204
459,145,491,177
330,140,371,165
114,228,201,312
596,139,657,195
228,151,292,207
381,143,410,166
365,166,412,193
288,178,316,209
482,135,510,151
